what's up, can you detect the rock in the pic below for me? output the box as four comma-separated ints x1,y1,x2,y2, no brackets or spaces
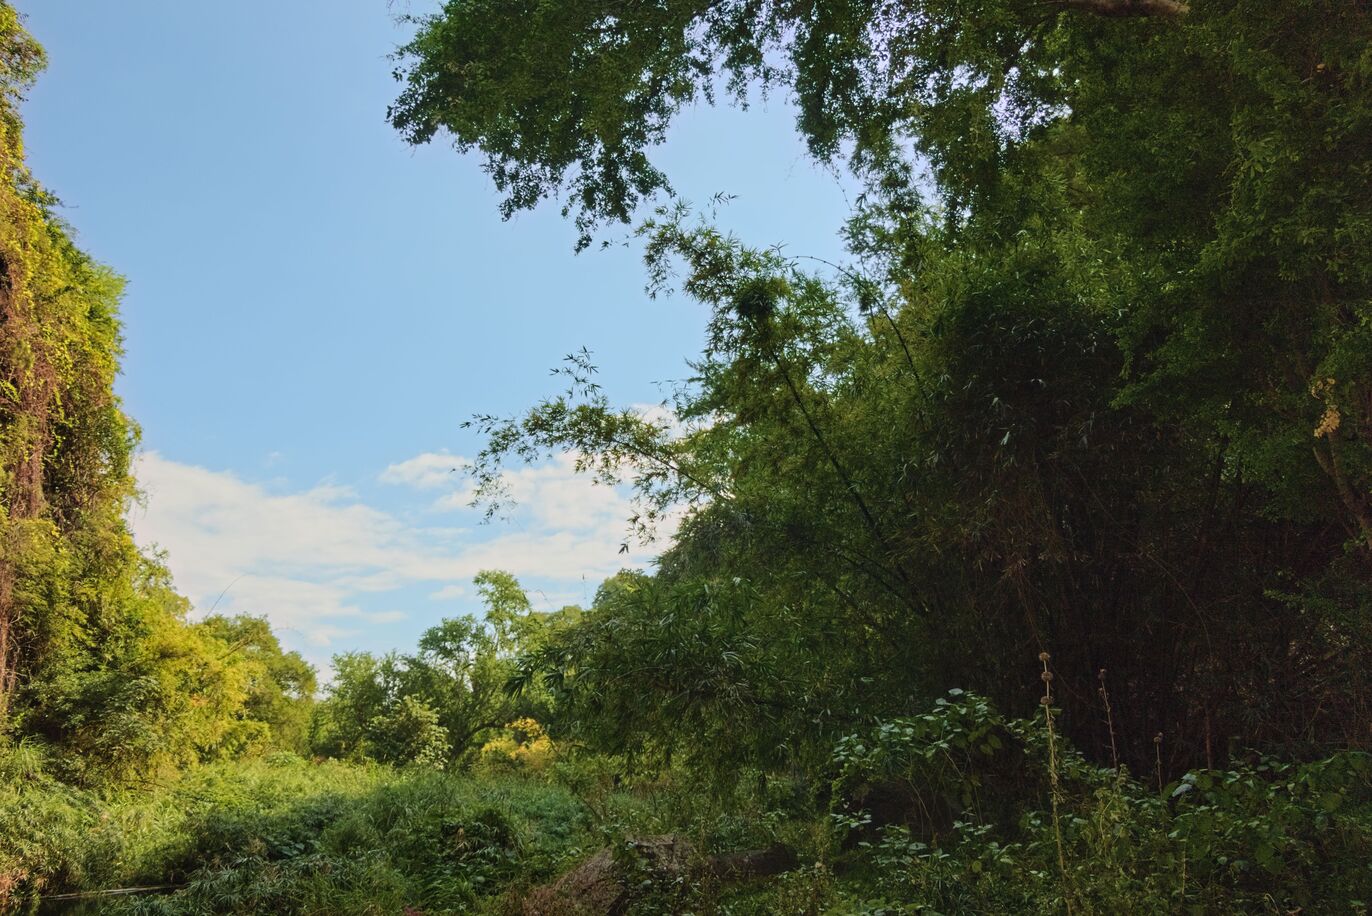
521,836,795,916
705,843,797,881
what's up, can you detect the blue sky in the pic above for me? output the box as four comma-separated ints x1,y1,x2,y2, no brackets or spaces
18,1,855,671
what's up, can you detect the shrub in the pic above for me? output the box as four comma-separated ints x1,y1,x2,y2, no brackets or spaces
831,694,1372,914
477,718,557,777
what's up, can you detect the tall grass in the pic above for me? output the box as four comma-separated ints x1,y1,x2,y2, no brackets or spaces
1,751,589,914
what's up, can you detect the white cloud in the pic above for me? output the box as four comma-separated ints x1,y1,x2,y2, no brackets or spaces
380,452,464,490
128,451,678,658
432,452,627,530
630,401,683,435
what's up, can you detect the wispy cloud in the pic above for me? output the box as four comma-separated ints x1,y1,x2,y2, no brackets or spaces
129,450,676,659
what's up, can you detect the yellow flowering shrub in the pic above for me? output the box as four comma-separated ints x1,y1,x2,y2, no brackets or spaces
478,718,556,775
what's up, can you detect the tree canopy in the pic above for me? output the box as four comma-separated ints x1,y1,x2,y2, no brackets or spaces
397,0,1372,777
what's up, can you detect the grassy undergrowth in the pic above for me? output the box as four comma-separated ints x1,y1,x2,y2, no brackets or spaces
0,748,811,915
1,750,592,914
5,695,1372,915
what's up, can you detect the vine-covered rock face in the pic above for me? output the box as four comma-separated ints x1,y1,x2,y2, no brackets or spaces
0,1,133,722
0,4,314,788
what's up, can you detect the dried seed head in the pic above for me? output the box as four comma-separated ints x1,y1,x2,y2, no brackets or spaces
1041,671,1054,682
1040,696,1052,706
1038,651,1051,662
1154,733,1163,744
1098,668,1107,680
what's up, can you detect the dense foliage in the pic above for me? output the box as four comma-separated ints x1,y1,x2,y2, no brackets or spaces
310,570,576,769
404,0,1372,780
4,0,1372,912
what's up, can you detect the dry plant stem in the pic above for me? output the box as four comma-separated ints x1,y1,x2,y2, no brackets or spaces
1098,668,1120,774
1040,652,1074,915
1154,733,1164,795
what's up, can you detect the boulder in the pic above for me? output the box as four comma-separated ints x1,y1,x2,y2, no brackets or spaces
521,836,795,916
